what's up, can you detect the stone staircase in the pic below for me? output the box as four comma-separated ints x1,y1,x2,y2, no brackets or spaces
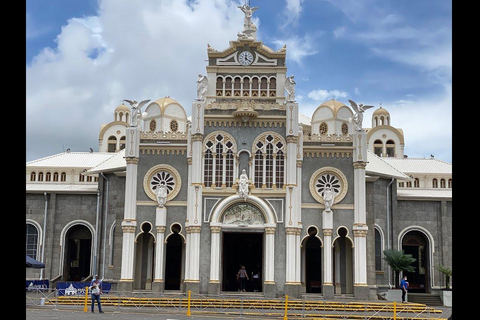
408,293,444,306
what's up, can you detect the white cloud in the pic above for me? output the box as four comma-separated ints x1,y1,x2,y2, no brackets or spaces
307,89,349,101
26,0,245,161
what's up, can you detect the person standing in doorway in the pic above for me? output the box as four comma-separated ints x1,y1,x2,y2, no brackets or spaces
237,265,249,292
89,275,104,313
400,275,409,303
251,265,261,292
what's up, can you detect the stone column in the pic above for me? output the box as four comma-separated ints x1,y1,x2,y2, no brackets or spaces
119,126,141,292
208,225,222,295
322,227,334,299
352,131,369,299
184,225,201,293
264,226,276,298
152,206,166,292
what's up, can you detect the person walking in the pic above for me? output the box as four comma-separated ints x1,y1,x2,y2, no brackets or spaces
400,275,409,303
236,265,249,292
251,266,261,292
89,276,104,313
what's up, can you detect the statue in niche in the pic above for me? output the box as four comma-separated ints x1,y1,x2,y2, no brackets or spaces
348,99,374,131
238,169,250,200
323,186,335,212
155,184,167,208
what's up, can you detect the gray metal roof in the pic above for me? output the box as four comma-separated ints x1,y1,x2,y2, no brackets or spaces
397,188,452,200
381,157,452,175
85,149,126,174
26,152,116,168
25,183,99,194
365,150,411,180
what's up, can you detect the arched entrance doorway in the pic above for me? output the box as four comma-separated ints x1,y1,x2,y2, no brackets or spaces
332,227,353,294
134,222,155,290
64,225,92,281
222,231,263,292
304,226,322,293
402,230,429,293
165,223,184,290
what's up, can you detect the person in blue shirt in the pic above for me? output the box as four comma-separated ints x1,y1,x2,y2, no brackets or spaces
400,275,409,303
89,275,104,313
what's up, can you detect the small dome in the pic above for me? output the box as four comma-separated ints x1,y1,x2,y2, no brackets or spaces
373,106,390,117
152,96,181,114
318,99,348,113
115,104,130,113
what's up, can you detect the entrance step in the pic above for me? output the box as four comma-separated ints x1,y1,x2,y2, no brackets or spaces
407,293,443,306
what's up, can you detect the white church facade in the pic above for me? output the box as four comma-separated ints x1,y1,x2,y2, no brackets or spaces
26,5,452,300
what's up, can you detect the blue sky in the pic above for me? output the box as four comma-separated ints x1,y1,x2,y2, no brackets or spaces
26,0,452,163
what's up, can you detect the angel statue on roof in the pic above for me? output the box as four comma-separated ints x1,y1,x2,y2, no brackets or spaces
348,99,374,131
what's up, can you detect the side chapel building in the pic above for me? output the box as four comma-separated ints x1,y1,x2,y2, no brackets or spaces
26,5,452,300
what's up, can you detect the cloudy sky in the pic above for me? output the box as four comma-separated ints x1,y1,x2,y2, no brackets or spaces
26,0,452,163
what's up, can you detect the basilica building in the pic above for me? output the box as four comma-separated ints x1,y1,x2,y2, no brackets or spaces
26,5,451,300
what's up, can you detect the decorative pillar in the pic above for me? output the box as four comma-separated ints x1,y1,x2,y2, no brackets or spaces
322,227,334,298
352,131,369,299
264,226,276,298
119,126,141,292
152,205,166,292
183,100,205,294
208,225,222,295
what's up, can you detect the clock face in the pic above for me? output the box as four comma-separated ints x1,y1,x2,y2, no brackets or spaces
238,51,254,66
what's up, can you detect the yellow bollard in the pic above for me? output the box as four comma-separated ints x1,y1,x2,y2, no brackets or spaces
283,294,288,320
84,286,89,312
186,290,191,316
393,301,397,320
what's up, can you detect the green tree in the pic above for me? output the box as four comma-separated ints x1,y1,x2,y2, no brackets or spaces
435,265,452,289
383,249,416,289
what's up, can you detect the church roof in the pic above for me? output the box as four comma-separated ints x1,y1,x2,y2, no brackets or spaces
365,150,411,180
85,149,126,174
381,157,452,175
26,152,116,168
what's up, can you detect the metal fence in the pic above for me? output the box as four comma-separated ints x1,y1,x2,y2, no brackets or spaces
26,289,452,320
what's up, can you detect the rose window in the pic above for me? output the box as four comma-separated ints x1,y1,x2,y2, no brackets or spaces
150,171,175,195
315,173,341,198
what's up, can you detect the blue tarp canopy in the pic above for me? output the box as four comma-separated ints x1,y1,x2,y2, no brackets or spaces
26,255,45,268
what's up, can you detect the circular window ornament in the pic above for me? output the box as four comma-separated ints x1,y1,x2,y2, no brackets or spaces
309,167,348,205
143,164,181,202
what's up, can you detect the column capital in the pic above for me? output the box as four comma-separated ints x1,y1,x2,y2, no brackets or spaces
156,226,166,233
353,162,367,169
186,226,202,233
323,229,333,236
265,227,276,234
125,157,139,165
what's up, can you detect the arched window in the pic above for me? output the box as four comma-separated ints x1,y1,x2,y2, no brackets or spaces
204,133,236,188
61,172,67,182
53,172,59,182
150,119,157,132
373,140,383,157
216,77,223,96
414,178,420,188
26,224,39,260
432,178,438,188
119,136,126,150
38,172,44,181
375,228,382,271
253,133,285,189
341,122,348,135
440,179,446,188
251,77,259,96
170,120,178,132
107,135,117,153
448,179,452,188
319,122,328,135
45,172,51,182
269,78,276,97
386,140,395,157
30,172,36,181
